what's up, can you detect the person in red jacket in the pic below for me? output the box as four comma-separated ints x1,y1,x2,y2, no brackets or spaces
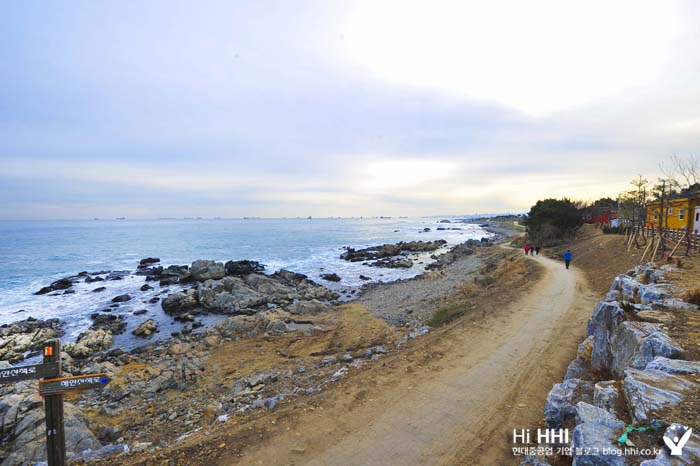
524,244,530,255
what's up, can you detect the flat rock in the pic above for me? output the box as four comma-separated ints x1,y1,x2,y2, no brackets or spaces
623,368,698,423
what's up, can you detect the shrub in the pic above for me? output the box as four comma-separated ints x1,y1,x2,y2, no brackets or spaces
524,198,582,244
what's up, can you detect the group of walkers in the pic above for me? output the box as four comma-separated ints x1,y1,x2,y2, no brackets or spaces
523,244,540,256
524,243,574,269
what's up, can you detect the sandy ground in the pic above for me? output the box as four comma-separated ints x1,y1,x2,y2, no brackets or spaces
215,251,596,466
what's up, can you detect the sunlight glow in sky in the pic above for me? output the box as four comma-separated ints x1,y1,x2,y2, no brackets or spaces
0,1,698,218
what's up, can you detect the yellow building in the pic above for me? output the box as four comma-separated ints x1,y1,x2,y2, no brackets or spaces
646,196,700,233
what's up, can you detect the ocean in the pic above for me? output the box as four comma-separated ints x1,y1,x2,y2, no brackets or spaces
0,217,491,349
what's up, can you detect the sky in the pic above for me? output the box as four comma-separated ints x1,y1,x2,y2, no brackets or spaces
1,0,699,219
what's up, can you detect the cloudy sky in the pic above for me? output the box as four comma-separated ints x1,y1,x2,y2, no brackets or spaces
1,0,699,219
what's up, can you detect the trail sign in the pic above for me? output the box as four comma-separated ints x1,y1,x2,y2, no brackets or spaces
0,362,60,384
39,373,110,396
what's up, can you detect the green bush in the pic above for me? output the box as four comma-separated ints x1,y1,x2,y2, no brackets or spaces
524,198,582,243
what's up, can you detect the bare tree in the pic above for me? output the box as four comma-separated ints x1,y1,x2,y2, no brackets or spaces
661,154,700,191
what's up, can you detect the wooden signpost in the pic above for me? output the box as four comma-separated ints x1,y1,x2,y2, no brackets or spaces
0,338,110,466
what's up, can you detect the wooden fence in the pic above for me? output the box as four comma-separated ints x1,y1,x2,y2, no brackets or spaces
623,226,700,258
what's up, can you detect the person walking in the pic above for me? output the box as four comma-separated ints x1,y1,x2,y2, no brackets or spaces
535,245,541,255
524,244,530,255
563,250,572,269
530,247,535,256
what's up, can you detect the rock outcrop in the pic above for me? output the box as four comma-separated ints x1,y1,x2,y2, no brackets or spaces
0,318,62,363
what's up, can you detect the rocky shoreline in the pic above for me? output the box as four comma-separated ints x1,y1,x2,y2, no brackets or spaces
0,229,509,464
523,263,700,466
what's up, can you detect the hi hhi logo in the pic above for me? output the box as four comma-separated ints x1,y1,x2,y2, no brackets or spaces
664,424,693,456
513,428,569,444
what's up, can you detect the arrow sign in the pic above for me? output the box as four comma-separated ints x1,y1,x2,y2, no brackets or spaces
39,373,110,396
0,362,60,384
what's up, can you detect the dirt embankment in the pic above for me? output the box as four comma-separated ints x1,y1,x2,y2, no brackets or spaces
541,225,644,295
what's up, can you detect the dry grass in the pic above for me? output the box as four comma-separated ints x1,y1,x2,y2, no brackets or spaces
427,253,536,327
683,288,700,306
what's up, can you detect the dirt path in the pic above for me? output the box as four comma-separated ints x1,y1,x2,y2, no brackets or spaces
224,252,597,466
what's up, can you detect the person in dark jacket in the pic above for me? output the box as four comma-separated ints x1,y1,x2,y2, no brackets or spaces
563,250,572,269
535,245,541,255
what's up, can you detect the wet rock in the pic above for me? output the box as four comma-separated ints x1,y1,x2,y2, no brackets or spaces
138,257,160,268
609,321,682,378
111,294,131,303
91,286,107,293
359,275,372,281
90,314,126,334
544,379,594,429
162,288,198,314
225,260,265,276
191,260,226,281
133,319,158,338
341,240,446,262
623,368,698,423
133,309,148,316
85,276,104,283
369,257,413,269
106,270,130,281
35,278,74,295
140,284,153,291
320,273,341,282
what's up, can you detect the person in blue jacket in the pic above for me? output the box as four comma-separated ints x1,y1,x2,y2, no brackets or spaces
563,250,573,269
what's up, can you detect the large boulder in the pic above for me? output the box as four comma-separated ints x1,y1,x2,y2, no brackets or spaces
225,260,265,276
34,277,74,295
587,302,626,373
623,368,698,423
0,390,100,466
571,403,625,466
63,328,113,358
190,260,225,281
214,315,261,338
197,277,267,313
609,322,682,377
593,381,620,417
162,288,198,315
646,357,700,375
544,379,594,429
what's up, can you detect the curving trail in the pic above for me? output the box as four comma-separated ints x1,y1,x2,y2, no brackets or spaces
229,253,597,466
